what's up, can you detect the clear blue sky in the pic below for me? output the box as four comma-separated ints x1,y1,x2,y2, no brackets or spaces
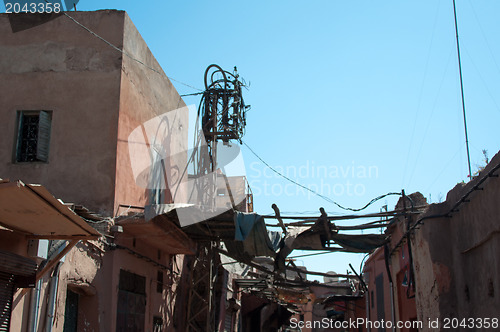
3,1,499,278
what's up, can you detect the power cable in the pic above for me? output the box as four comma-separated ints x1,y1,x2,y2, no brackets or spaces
462,47,500,114
402,0,442,189
425,145,463,196
288,251,334,259
467,0,500,77
61,11,202,92
180,92,205,97
242,141,401,212
407,49,455,187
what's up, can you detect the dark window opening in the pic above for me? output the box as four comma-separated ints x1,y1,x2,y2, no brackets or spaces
63,290,79,332
119,270,146,295
16,111,52,163
116,270,146,332
156,271,163,293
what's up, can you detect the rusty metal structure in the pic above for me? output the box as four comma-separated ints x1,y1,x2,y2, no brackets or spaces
191,64,249,209
201,64,248,145
185,64,249,331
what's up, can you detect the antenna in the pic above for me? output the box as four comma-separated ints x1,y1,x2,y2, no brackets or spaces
452,0,472,179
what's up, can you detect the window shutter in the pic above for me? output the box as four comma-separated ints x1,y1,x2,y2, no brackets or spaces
0,272,15,332
36,111,51,162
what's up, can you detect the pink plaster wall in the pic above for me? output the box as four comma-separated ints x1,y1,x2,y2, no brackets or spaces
114,13,188,216
0,11,188,218
0,10,190,332
0,11,124,215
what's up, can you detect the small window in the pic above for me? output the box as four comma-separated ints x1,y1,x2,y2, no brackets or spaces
16,110,52,162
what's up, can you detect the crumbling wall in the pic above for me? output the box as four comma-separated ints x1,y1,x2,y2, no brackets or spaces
54,240,105,332
412,150,500,330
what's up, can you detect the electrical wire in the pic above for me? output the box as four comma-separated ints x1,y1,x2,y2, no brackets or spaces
407,49,455,187
61,11,202,92
180,92,205,97
402,0,442,189
242,140,401,212
288,251,335,259
467,0,500,78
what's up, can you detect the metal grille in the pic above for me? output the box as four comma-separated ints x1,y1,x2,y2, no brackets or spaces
16,111,51,163
17,113,39,162
0,272,15,332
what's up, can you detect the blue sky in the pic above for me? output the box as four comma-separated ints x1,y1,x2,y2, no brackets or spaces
3,1,499,278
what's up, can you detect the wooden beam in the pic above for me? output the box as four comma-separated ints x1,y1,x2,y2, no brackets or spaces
35,239,79,283
271,204,287,234
27,235,99,240
16,239,79,299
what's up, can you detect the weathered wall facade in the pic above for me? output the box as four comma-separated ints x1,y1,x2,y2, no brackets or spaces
0,10,191,332
0,11,124,215
115,13,187,216
411,151,500,330
0,10,188,217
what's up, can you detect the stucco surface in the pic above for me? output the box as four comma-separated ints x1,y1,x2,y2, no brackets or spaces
412,151,500,330
0,11,124,215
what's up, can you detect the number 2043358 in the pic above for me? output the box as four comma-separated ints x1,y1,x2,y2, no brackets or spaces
5,2,61,13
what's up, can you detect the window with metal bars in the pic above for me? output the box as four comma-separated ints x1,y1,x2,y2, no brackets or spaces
15,111,52,162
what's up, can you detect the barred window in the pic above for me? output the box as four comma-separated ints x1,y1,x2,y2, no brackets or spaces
16,111,52,162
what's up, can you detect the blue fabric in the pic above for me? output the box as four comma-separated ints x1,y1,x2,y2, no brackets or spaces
230,211,283,258
234,212,262,241
267,231,282,252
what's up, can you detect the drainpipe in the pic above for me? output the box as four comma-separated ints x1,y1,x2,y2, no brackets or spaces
45,262,63,332
27,279,42,332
